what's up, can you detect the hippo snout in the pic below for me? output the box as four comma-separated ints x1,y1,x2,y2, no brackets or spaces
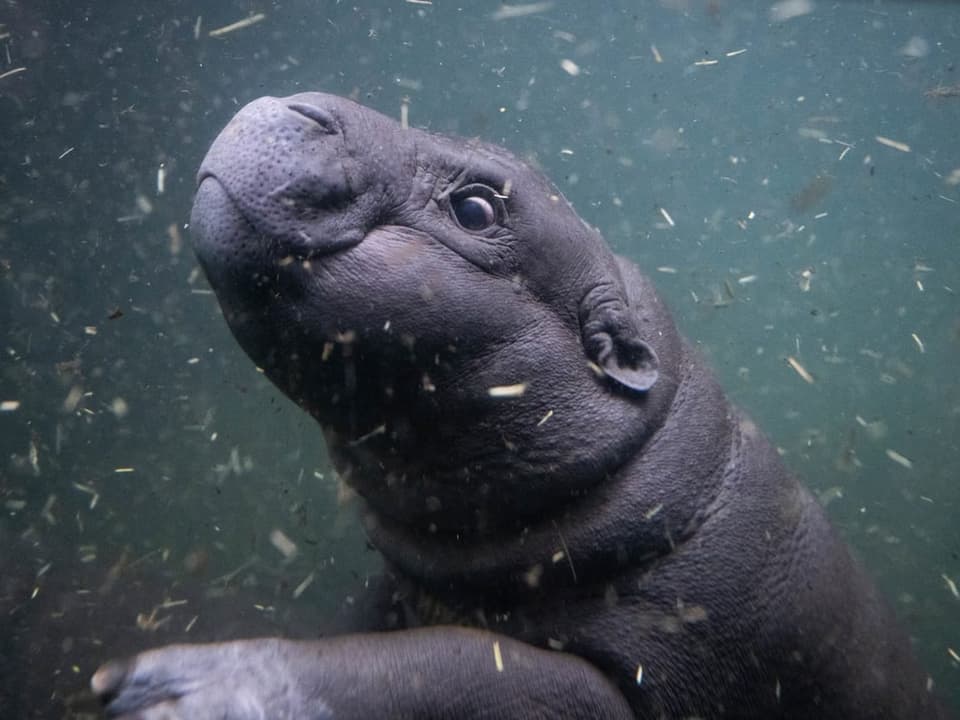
191,94,385,262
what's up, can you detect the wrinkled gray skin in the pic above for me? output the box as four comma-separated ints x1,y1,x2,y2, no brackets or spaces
92,93,951,719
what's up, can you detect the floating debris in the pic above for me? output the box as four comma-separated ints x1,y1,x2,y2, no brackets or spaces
855,415,888,441
899,36,929,59
560,58,580,76
395,76,422,91
166,223,183,256
0,67,27,81
875,135,911,153
208,13,266,38
269,528,298,560
524,564,544,588
923,83,960,100
943,574,959,599
536,409,554,427
819,486,844,506
210,557,258,588
786,356,814,384
710,279,736,308
735,209,756,230
491,2,554,21
488,383,527,398
885,449,913,469
293,572,315,599
136,606,172,632
40,494,57,525
769,0,814,23
29,435,40,476
72,482,100,510
679,604,708,623
492,640,504,672
349,424,386,446
136,194,153,215
111,397,129,418
62,385,84,413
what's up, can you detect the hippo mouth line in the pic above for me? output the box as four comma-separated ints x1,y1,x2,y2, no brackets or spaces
194,173,365,260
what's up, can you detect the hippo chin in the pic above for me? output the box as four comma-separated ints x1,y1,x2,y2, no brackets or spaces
92,92,951,719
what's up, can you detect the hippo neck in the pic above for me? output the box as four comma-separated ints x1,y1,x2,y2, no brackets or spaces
362,341,734,594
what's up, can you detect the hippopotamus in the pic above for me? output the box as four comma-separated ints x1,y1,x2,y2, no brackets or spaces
92,92,952,719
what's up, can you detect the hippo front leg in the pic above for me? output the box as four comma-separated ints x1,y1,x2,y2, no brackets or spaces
92,627,634,720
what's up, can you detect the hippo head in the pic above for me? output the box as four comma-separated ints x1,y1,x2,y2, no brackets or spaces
191,93,676,536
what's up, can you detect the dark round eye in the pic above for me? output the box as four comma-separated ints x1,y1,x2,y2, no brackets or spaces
452,195,496,231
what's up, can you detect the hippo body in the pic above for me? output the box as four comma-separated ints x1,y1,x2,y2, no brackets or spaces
93,93,951,719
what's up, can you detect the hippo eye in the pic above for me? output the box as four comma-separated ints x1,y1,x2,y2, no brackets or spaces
450,184,503,232
453,195,495,230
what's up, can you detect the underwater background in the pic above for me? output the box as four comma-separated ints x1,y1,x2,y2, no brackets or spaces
0,0,957,716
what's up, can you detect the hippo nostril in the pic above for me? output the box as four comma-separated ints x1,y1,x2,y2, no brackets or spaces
287,102,338,134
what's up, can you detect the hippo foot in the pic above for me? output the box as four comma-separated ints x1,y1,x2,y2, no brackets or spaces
91,639,327,720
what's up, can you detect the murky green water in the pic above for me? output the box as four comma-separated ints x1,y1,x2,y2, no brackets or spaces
1,1,957,716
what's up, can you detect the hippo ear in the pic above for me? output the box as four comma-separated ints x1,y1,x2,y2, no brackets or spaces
580,286,659,393
589,331,659,393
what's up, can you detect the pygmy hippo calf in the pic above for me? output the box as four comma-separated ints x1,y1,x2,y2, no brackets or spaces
92,93,951,719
